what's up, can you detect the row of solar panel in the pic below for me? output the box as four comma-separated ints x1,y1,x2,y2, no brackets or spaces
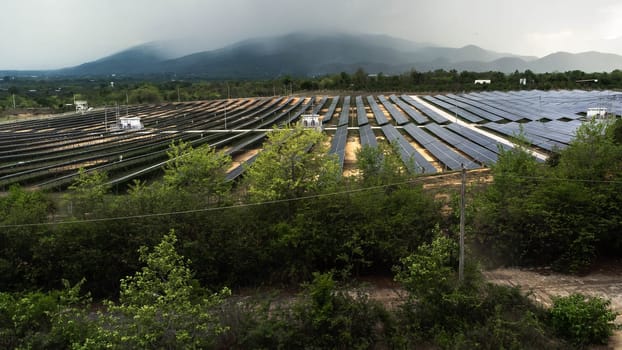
380,124,437,174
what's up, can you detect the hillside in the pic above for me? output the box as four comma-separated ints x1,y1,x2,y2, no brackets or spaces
47,32,622,78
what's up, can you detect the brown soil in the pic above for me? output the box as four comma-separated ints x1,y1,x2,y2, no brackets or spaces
484,263,622,349
363,261,622,348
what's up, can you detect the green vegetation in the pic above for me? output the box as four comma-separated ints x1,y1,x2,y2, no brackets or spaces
472,119,622,272
2,69,621,114
1,118,621,347
550,293,619,346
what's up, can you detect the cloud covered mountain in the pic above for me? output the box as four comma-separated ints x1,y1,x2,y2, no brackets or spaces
55,32,622,78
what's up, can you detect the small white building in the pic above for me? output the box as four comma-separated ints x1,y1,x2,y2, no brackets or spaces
75,100,88,113
587,107,608,119
474,79,491,85
519,78,527,86
118,116,144,129
301,114,323,131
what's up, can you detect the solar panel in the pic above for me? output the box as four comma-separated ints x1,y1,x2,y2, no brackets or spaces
425,124,497,165
359,124,378,148
400,95,450,124
329,125,348,173
446,123,512,153
356,96,369,126
366,96,389,125
402,124,479,170
380,123,437,174
389,95,429,124
322,97,340,124
311,96,328,115
225,153,259,181
338,96,351,126
378,95,410,125
423,95,484,123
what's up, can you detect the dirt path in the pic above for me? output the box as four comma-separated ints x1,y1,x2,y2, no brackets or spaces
484,266,622,349
363,264,622,348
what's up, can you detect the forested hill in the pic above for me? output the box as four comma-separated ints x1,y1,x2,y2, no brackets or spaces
44,33,622,77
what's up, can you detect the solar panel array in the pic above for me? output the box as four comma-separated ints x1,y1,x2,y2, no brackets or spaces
389,95,429,124
426,95,485,123
380,124,436,174
425,124,498,165
401,95,450,124
402,124,479,170
2,90,611,187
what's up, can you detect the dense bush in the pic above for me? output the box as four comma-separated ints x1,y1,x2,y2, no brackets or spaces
217,272,394,349
549,293,618,346
394,235,566,349
472,120,622,272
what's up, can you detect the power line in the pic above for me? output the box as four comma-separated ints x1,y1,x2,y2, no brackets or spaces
0,174,451,229
1,170,620,229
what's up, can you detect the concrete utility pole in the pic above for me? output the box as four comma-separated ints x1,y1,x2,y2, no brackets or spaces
459,164,466,282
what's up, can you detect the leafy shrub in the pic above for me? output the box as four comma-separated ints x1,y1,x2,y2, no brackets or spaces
0,280,91,350
549,293,618,346
216,272,395,349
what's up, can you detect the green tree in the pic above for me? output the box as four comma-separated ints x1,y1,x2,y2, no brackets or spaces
81,230,230,349
128,84,162,104
65,168,110,219
163,140,232,204
356,143,406,186
0,186,51,290
244,124,340,202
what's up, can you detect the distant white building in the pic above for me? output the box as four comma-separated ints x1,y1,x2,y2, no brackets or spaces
118,116,144,129
587,107,607,119
519,78,527,86
75,100,88,113
474,79,491,85
301,114,323,131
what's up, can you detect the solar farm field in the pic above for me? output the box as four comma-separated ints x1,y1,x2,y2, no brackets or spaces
1,90,618,191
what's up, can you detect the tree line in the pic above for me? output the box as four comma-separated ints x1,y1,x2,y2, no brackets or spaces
1,120,621,348
2,68,621,114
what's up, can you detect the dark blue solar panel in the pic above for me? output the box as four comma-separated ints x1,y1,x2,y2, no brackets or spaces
359,124,377,148
400,95,450,124
366,96,389,125
356,96,369,126
402,124,479,170
446,123,512,153
329,125,348,172
423,95,484,123
378,95,410,125
338,96,351,127
380,123,437,174
425,124,497,165
389,95,429,124
322,97,339,124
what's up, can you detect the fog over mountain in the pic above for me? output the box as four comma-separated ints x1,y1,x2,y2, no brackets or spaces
43,32,622,79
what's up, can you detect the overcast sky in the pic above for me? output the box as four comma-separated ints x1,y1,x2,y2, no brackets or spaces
3,0,622,70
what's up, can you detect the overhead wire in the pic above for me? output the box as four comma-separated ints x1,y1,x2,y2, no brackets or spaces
1,169,621,229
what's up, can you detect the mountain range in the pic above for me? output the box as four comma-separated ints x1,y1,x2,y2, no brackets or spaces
15,33,622,78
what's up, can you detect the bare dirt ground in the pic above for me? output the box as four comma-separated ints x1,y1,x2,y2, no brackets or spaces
362,263,622,349
484,263,622,349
